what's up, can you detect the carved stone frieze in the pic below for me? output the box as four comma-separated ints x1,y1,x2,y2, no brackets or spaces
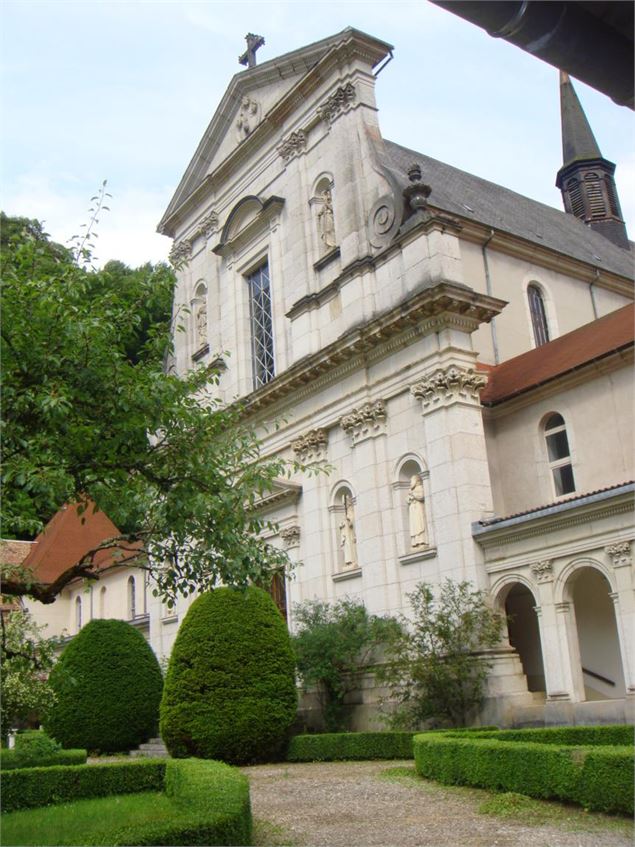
531,560,554,583
339,400,387,445
606,541,632,568
410,366,487,410
291,428,328,463
169,239,192,268
281,525,301,550
277,130,307,161
317,82,356,125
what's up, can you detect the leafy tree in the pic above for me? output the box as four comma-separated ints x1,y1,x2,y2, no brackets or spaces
43,619,163,753
1,211,314,601
160,587,297,764
380,580,504,728
0,609,57,741
292,598,401,732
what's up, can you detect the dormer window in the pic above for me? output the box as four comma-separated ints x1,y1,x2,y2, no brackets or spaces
247,261,275,389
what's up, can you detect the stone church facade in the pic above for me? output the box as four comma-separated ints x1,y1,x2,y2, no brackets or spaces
151,29,634,727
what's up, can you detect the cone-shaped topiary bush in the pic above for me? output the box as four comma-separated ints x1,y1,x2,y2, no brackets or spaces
44,619,163,753
160,587,297,764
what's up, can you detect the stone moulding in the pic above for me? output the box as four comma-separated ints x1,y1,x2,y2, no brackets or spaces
410,365,487,410
291,428,328,463
317,82,356,125
280,525,301,550
339,400,387,445
277,130,307,161
531,559,554,583
606,541,632,568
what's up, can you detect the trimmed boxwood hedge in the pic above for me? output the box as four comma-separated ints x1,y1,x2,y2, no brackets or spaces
413,732,634,815
459,725,634,746
287,731,415,761
1,758,251,846
160,587,297,765
44,619,163,754
0,748,87,770
1,759,166,813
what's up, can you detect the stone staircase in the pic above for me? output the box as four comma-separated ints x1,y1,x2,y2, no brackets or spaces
129,737,169,758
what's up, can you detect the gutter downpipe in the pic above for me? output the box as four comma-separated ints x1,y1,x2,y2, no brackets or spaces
482,229,500,364
590,268,600,319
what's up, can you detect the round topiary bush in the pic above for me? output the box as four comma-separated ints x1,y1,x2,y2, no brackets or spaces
160,586,297,764
43,619,163,753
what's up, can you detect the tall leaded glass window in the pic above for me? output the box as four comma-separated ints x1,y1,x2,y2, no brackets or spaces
544,413,576,496
528,284,550,347
247,262,275,388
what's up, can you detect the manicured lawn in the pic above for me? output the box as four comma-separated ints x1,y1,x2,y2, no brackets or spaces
1,791,175,846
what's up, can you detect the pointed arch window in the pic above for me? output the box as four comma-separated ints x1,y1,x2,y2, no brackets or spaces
544,413,575,496
527,284,550,347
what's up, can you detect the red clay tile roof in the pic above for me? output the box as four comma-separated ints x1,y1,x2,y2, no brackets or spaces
0,539,35,566
480,303,634,406
20,503,141,585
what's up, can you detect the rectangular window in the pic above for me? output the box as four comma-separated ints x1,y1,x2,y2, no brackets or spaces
247,262,275,389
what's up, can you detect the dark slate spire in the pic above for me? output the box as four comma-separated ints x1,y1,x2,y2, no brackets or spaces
556,72,630,250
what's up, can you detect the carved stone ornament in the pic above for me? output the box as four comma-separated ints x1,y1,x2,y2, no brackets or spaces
368,195,400,249
410,366,487,410
317,82,356,125
277,130,307,161
196,211,219,240
606,541,632,568
291,428,328,463
340,400,387,445
403,163,432,215
236,95,261,140
531,560,554,583
281,525,301,550
169,239,192,268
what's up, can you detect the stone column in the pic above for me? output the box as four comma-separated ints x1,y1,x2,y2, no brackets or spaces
606,542,635,703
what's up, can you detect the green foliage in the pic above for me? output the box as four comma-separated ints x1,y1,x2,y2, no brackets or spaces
1,748,87,771
380,580,504,728
1,759,166,813
0,610,57,740
43,619,163,753
1,759,251,846
161,587,297,764
413,732,634,815
287,731,415,762
14,730,60,758
292,598,401,731
462,725,634,746
1,212,314,600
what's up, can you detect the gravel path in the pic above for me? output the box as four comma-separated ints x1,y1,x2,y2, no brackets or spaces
242,760,632,847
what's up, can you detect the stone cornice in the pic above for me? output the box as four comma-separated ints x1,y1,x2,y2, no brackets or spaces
456,215,634,296
250,481,302,515
242,281,505,415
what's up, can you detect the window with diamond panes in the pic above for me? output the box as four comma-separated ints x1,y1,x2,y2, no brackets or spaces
247,262,275,388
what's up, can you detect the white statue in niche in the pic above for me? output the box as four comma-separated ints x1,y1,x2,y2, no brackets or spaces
317,189,336,250
195,302,208,347
339,493,357,567
408,476,428,549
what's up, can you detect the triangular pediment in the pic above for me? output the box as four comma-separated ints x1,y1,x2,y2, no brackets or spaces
158,28,392,236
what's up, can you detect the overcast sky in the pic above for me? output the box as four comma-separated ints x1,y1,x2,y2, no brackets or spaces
2,1,633,267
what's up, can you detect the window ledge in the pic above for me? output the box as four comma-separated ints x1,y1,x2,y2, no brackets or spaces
332,567,362,583
399,548,437,566
192,343,210,362
161,615,179,624
313,246,340,272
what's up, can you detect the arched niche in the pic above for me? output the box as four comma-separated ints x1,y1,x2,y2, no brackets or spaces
310,174,337,254
329,482,358,572
392,455,431,557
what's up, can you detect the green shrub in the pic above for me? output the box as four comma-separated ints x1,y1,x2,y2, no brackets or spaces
287,731,415,762
43,619,163,753
413,733,633,815
160,587,296,765
1,760,166,813
464,725,633,747
0,748,86,771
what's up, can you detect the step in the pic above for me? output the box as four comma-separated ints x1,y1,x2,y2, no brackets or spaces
130,738,169,758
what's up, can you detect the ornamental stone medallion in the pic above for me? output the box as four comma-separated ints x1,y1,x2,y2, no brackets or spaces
606,541,632,568
410,366,487,410
339,400,387,445
291,428,328,463
236,96,261,140
531,560,554,583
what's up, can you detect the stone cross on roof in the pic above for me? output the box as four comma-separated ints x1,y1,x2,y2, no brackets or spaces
239,33,265,68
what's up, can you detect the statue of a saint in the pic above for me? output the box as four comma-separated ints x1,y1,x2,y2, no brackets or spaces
339,493,357,567
196,302,207,346
408,476,428,549
317,189,336,250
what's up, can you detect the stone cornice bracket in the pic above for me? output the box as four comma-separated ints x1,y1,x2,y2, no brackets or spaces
281,525,301,550
317,82,356,125
277,130,307,161
606,541,632,568
410,365,487,411
531,559,554,583
339,400,387,446
291,428,328,463
169,239,193,268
